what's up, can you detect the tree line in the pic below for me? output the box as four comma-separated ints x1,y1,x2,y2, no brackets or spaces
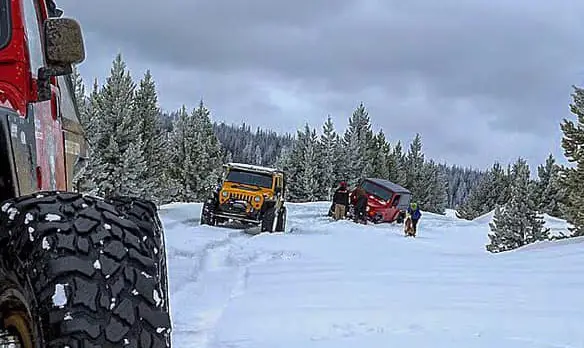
73,54,222,203
72,53,485,212
277,107,452,214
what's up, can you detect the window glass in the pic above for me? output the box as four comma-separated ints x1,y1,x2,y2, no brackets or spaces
361,181,393,201
0,0,9,49
22,0,44,74
226,170,273,189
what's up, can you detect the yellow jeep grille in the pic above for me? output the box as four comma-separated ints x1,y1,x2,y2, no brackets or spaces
229,192,254,203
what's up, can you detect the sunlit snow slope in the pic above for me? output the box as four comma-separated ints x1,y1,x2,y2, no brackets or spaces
160,202,584,348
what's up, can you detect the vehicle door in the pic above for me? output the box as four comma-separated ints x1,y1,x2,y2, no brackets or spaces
24,0,66,191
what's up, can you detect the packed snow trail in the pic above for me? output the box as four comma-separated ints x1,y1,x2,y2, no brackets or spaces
160,202,584,348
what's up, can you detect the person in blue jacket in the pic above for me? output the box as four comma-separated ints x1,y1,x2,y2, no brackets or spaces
407,202,422,233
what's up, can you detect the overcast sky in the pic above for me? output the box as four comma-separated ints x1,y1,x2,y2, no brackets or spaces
57,0,584,170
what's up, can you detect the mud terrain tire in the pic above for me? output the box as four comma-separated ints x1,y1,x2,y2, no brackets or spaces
200,198,216,226
275,206,286,232
107,196,170,313
0,192,171,347
260,206,277,233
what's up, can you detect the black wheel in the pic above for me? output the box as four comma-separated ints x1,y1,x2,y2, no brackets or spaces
106,196,170,313
372,214,383,224
396,211,405,224
260,206,277,233
0,192,171,347
275,206,286,232
200,198,216,226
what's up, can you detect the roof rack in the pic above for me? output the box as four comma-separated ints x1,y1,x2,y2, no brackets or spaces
224,162,283,175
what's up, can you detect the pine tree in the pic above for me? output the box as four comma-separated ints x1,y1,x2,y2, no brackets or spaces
333,134,348,184
370,130,390,180
132,70,166,203
343,103,373,185
254,145,262,165
533,154,565,218
285,124,320,202
299,127,320,202
559,85,584,236
275,146,291,171
389,141,407,186
86,54,147,198
486,158,548,253
224,150,233,164
404,134,425,201
456,162,511,220
72,65,87,119
167,106,197,201
190,100,223,199
74,79,100,193
81,79,100,142
419,161,448,214
319,116,338,200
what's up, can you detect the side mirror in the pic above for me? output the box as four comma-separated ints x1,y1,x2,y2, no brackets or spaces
37,18,86,101
44,18,86,66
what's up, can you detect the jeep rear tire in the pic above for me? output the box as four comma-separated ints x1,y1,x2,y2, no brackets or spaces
275,206,286,232
0,192,171,347
260,206,277,233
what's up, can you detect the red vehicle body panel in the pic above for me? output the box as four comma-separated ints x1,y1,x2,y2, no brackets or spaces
1,0,68,194
350,178,412,223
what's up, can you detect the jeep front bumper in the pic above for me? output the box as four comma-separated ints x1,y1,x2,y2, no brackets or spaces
215,199,261,223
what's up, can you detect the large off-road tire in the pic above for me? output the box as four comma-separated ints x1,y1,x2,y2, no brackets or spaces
0,192,171,347
275,206,286,232
200,197,216,226
260,206,277,233
106,196,170,313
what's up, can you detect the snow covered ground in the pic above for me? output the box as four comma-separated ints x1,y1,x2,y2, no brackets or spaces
159,202,584,348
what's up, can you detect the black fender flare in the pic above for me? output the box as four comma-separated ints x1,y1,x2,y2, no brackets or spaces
0,107,37,200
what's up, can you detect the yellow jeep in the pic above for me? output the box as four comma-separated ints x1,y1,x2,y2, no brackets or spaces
201,163,287,232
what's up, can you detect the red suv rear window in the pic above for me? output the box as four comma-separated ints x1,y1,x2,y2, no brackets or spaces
0,0,9,49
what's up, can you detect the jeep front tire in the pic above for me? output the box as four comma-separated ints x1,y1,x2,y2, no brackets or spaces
200,198,217,226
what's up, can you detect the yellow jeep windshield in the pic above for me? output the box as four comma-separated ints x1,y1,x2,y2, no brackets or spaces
226,169,273,189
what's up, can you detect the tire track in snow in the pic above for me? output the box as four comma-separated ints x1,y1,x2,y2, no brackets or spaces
171,228,274,348
169,230,247,296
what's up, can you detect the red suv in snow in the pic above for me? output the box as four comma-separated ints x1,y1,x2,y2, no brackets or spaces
351,178,412,223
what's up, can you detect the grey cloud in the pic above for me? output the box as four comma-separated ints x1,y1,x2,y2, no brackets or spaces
57,0,584,168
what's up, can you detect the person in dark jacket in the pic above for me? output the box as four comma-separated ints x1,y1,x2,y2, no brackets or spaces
407,202,422,233
353,187,368,224
332,182,350,220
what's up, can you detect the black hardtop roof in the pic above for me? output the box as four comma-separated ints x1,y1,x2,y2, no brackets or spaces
364,178,411,194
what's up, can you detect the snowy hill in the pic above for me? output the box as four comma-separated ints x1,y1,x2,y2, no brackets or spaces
160,202,584,348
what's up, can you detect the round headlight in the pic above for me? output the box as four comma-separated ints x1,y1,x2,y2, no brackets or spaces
254,196,261,202
222,191,228,197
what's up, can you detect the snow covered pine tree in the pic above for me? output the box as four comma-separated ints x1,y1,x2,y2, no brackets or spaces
486,158,548,252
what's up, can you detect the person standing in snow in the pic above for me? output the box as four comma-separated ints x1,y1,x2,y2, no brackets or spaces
407,202,422,234
332,182,350,220
353,187,368,224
